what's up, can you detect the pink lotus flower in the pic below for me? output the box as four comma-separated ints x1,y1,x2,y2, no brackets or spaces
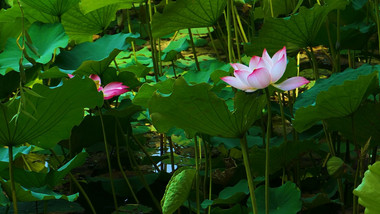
221,47,309,92
89,74,129,100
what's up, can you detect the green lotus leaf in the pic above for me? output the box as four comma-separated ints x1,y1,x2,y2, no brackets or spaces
0,146,31,171
248,182,302,214
161,37,189,62
161,168,196,214
244,0,348,55
293,71,379,132
295,64,380,110
0,22,68,74
327,156,345,177
353,161,380,214
148,77,266,138
79,0,144,14
1,181,78,202
61,4,119,42
20,0,79,17
133,78,176,108
326,103,380,147
0,76,103,148
54,33,139,75
152,0,227,38
0,149,88,188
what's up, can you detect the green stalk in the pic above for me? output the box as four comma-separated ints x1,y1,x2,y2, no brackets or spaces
208,145,212,214
168,137,175,173
126,9,137,62
278,93,287,142
207,27,221,60
305,47,319,80
188,28,201,71
8,146,18,214
194,136,201,214
269,0,274,17
231,0,241,62
145,1,160,82
264,88,272,214
335,10,341,73
114,126,139,203
234,6,248,43
325,19,337,72
240,134,258,214
98,109,119,213
50,149,97,214
374,0,380,53
226,0,233,62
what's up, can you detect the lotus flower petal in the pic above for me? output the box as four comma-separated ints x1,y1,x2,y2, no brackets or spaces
247,67,271,89
270,54,287,83
261,49,273,68
67,74,74,78
102,82,129,100
230,63,250,71
272,46,286,62
274,76,309,91
249,56,262,70
221,76,252,91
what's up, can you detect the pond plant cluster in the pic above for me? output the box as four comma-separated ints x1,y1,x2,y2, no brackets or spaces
0,0,380,213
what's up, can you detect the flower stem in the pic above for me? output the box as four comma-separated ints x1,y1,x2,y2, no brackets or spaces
98,109,119,213
188,28,201,71
278,93,287,142
240,134,258,214
264,87,272,214
50,149,97,214
194,136,201,214
8,146,18,214
226,0,233,62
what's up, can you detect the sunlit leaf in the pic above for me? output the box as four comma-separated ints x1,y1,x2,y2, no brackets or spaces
20,0,79,17
161,168,196,214
61,4,119,42
0,22,68,74
80,0,144,14
353,161,380,214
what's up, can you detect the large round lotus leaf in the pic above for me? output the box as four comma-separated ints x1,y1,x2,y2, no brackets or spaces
0,76,103,148
20,0,79,16
326,103,380,147
161,168,196,214
148,77,266,138
244,0,348,55
293,71,378,132
0,22,68,74
248,182,302,214
1,180,78,202
79,0,144,14
61,4,119,42
353,162,380,214
152,0,227,38
54,33,139,74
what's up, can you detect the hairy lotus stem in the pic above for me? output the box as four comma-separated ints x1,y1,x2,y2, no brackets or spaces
8,146,18,214
240,134,258,214
264,88,272,214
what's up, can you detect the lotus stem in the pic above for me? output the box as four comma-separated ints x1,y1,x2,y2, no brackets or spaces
145,1,160,82
114,125,139,204
374,0,380,54
194,136,201,214
231,0,241,62
269,0,274,17
168,136,175,173
98,109,119,213
278,93,287,142
240,134,258,214
264,88,272,214
8,146,18,214
49,149,97,214
188,28,201,71
126,9,137,62
207,27,221,60
226,0,233,62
